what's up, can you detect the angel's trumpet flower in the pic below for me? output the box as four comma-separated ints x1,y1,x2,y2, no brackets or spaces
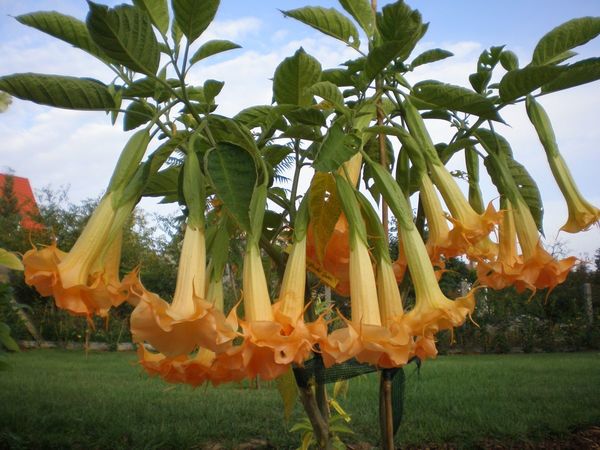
527,96,600,233
321,177,412,368
363,155,475,360
130,224,235,356
24,193,120,317
512,197,577,293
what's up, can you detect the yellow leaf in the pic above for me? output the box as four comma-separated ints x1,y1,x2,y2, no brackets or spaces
0,248,23,271
275,368,298,420
308,172,341,263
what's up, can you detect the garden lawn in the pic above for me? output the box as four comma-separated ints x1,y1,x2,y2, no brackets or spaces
0,350,599,448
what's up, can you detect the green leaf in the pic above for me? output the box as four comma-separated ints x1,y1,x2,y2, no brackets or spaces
189,39,241,64
499,65,564,102
172,0,219,43
273,48,322,107
338,0,374,37
132,0,169,34
500,50,519,71
412,81,502,121
0,73,115,110
16,11,107,61
282,106,326,126
207,115,258,154
282,7,359,48
474,128,513,158
410,48,453,69
234,105,275,128
143,166,180,198
321,68,354,87
123,101,155,130
541,57,600,93
206,143,257,232
365,40,411,83
306,81,346,111
203,79,224,104
0,323,19,352
275,369,298,420
0,248,23,271
314,123,358,172
377,1,425,44
86,2,160,75
532,17,600,66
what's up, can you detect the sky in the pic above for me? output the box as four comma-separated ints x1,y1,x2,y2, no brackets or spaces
1,0,599,259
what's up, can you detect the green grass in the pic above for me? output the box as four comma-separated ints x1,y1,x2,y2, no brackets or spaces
0,350,599,449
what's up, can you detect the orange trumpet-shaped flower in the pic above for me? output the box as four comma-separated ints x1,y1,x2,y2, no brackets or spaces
513,198,576,293
306,214,351,296
401,222,475,341
549,153,600,233
526,95,600,233
477,199,577,293
130,224,236,357
226,240,325,381
137,276,238,387
429,163,501,256
321,235,412,368
23,193,132,317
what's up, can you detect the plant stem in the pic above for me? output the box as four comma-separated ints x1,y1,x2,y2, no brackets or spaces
379,370,395,450
297,383,331,450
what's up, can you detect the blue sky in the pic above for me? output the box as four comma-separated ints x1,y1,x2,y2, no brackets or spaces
1,0,599,258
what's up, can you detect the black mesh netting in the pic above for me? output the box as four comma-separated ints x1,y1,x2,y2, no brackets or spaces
293,355,420,435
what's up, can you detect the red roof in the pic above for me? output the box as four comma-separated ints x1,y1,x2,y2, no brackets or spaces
0,174,44,231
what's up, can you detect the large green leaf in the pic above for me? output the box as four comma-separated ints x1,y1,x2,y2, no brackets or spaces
313,123,358,172
412,81,502,121
143,165,180,198
474,128,513,158
123,101,155,130
0,249,23,271
532,17,600,66
542,57,600,93
172,0,219,43
377,1,425,43
0,323,19,352
410,48,453,69
282,7,359,48
16,11,107,61
132,0,169,34
499,65,564,102
87,2,160,75
338,0,374,37
306,81,346,111
273,48,322,107
189,40,241,64
0,73,115,110
365,41,412,82
321,68,354,87
206,143,257,232
276,369,298,420
207,115,258,154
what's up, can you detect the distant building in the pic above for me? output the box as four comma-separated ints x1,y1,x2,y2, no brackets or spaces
0,173,44,231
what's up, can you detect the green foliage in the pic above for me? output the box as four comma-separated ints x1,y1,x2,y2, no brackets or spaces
172,0,219,44
0,74,115,110
86,2,160,75
131,0,169,35
16,11,108,61
532,17,600,66
189,40,241,65
273,48,322,107
410,49,454,69
499,65,564,102
282,7,360,48
412,81,502,121
206,143,257,232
